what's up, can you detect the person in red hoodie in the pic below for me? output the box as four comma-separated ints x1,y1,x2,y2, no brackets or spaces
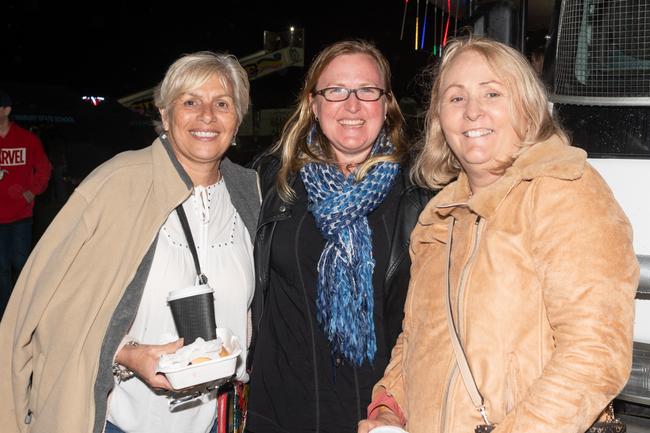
0,89,52,319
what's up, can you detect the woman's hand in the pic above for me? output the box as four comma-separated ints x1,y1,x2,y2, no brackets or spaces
115,339,184,390
357,408,404,433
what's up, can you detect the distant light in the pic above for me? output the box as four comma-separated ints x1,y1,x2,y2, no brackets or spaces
290,26,295,32
82,96,105,106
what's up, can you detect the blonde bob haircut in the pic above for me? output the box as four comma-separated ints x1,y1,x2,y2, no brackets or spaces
273,39,407,202
154,51,250,133
411,36,569,190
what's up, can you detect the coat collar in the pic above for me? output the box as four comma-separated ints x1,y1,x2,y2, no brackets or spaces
421,135,587,223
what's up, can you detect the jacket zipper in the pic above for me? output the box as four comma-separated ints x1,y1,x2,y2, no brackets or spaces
456,216,483,336
247,203,291,373
293,212,321,432
439,364,458,433
439,215,484,433
252,210,287,326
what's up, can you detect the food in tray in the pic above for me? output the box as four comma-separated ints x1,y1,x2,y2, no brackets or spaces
156,328,242,389
158,337,229,370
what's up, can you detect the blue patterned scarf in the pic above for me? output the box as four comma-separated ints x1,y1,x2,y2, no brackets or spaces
300,129,400,365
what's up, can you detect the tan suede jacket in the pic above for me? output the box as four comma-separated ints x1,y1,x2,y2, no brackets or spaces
375,136,639,433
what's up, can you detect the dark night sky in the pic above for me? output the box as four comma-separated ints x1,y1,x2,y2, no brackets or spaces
1,0,551,230
3,0,552,124
3,0,443,101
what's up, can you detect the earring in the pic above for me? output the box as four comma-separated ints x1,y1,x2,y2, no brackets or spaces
231,138,237,147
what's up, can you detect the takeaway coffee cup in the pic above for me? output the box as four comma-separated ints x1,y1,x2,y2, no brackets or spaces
167,284,217,346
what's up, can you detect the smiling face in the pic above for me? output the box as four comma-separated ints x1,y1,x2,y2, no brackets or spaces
310,53,387,168
439,50,523,190
161,73,238,185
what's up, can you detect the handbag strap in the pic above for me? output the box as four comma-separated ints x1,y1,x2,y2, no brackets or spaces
176,204,208,285
444,218,491,425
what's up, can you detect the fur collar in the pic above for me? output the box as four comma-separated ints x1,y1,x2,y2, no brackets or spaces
422,135,587,223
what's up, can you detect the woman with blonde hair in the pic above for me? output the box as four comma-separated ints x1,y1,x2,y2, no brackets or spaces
358,36,638,433
246,39,433,433
0,51,260,433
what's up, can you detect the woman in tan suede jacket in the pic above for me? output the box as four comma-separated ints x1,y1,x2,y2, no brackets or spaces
358,37,639,433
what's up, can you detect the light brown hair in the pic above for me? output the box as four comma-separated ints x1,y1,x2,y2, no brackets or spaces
273,39,407,201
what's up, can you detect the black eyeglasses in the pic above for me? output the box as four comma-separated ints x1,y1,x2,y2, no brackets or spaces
313,87,388,102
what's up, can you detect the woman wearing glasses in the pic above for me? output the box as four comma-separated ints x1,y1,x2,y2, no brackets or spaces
245,40,434,433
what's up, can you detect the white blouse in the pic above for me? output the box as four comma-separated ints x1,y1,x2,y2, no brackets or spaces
107,179,254,433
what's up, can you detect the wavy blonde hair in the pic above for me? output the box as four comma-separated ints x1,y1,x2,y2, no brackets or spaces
411,36,569,189
274,39,407,201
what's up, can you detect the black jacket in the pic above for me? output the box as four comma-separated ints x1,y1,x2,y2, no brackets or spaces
249,154,433,362
246,153,434,432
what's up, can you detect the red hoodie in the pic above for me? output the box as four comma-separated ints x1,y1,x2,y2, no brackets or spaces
0,122,52,223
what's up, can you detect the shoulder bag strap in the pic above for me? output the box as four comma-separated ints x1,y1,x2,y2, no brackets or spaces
444,218,491,425
176,203,208,285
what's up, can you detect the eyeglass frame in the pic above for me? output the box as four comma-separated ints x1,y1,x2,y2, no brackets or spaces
312,86,389,102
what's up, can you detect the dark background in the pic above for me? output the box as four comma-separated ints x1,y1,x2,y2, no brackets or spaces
2,0,552,103
2,0,552,238
3,0,439,99
2,0,482,179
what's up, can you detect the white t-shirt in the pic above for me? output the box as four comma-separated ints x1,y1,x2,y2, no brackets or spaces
107,180,254,433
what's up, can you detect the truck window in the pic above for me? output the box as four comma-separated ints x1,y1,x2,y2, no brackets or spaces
554,0,650,100
554,104,650,158
549,0,650,158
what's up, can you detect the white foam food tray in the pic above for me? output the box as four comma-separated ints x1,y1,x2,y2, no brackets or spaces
157,327,241,390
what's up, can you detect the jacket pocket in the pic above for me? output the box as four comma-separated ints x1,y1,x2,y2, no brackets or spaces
29,352,46,417
504,353,522,414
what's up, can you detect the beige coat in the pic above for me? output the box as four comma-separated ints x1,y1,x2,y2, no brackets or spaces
375,136,639,433
0,137,260,433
